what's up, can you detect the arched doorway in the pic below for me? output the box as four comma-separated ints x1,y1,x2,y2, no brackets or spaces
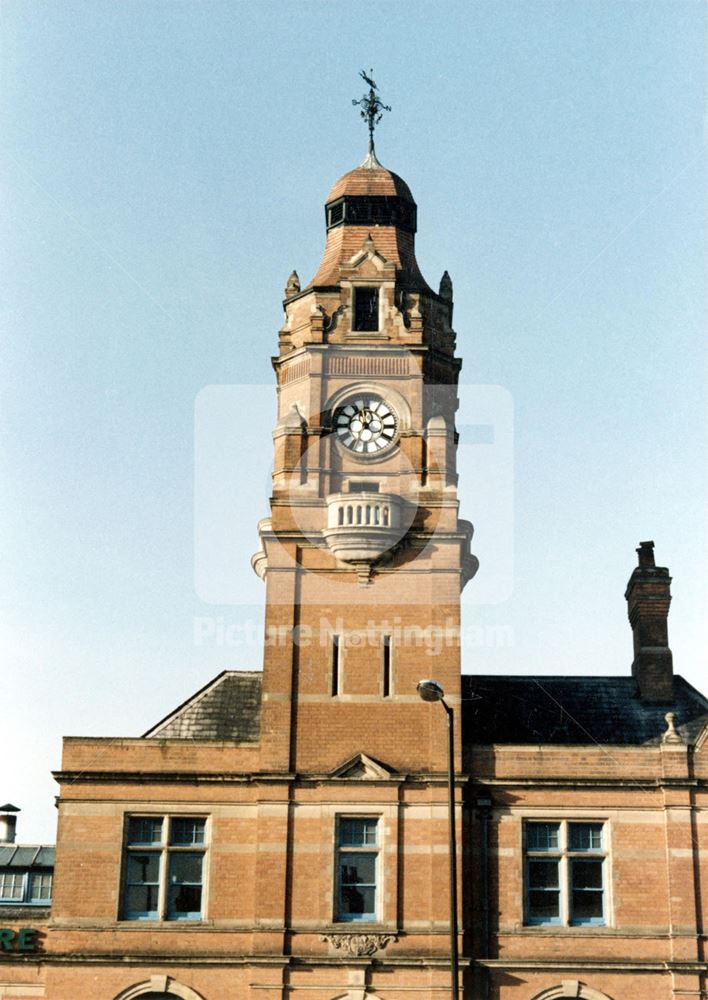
531,984,615,1000
113,978,206,1000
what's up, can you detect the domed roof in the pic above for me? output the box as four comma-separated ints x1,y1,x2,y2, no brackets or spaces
326,151,415,204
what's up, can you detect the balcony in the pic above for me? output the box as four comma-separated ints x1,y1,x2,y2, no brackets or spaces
322,492,408,567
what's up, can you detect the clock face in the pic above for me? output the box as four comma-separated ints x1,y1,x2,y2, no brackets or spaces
334,396,398,455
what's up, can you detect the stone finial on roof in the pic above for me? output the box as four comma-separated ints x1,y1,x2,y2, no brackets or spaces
439,270,453,302
284,270,300,300
662,711,684,744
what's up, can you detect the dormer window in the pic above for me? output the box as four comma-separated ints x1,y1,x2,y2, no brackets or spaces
353,288,379,331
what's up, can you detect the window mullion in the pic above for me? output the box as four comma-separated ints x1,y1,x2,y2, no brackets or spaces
560,821,568,927
158,844,168,921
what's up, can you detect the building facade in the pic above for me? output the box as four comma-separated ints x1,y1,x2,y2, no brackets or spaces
2,141,707,1000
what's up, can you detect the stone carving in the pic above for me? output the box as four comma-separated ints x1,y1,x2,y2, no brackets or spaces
324,302,347,333
320,932,396,956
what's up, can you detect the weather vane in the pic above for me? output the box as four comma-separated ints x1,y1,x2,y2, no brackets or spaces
352,69,391,155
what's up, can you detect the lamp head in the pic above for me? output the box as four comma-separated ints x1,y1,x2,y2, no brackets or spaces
417,679,445,703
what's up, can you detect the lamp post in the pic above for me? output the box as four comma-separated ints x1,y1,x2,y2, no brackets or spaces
417,679,459,1000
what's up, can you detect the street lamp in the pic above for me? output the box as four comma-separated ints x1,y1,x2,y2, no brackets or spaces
417,679,460,999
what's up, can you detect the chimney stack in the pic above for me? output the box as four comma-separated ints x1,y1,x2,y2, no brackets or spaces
625,541,674,702
0,804,20,844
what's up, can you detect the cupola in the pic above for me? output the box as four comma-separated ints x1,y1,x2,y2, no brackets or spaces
324,149,417,234
309,150,431,293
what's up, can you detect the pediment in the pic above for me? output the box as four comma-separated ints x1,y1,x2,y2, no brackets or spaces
330,752,395,780
347,235,389,272
352,256,386,277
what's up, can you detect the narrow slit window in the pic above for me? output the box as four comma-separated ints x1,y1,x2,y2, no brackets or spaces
382,636,391,697
353,288,379,331
331,635,341,696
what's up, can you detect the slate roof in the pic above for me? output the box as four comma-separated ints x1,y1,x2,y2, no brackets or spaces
461,674,708,746
141,669,708,748
0,845,54,868
144,670,261,741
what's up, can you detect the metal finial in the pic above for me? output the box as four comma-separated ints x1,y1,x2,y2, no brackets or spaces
352,69,391,156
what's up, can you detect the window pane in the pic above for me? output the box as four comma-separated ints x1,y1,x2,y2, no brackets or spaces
528,860,559,889
572,859,603,889
127,817,163,845
167,852,203,919
29,872,53,901
340,853,376,886
127,853,160,884
572,889,604,922
340,884,375,917
126,883,159,917
168,883,202,918
569,823,603,852
528,890,560,921
570,859,604,923
169,852,203,885
170,818,205,846
526,823,560,851
339,819,377,847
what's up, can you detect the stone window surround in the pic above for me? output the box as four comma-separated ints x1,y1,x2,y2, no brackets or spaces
523,818,609,928
120,815,208,923
334,815,382,924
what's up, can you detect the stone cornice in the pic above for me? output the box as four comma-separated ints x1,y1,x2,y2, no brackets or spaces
6,953,706,973
53,770,470,787
478,958,708,972
471,777,699,789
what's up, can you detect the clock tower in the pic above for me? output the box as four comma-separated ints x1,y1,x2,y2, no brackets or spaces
252,131,478,779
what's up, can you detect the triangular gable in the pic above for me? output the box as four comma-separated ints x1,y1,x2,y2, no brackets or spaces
330,752,395,780
693,717,708,752
346,235,389,272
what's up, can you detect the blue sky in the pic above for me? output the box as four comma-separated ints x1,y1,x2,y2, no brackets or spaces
2,0,705,841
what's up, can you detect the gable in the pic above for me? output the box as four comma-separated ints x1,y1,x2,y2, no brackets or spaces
144,671,262,742
330,752,395,780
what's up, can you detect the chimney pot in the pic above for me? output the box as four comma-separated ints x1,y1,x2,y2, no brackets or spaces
637,540,656,568
0,805,19,845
